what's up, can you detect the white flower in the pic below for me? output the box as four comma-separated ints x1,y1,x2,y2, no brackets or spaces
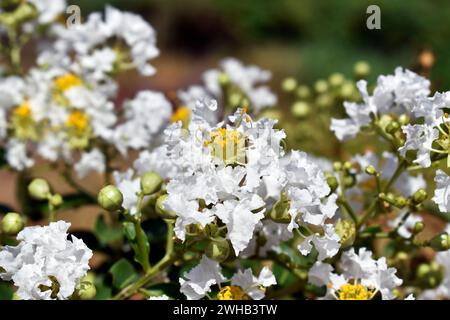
433,170,450,213
0,221,92,300
28,0,66,24
331,68,430,141
148,295,170,300
113,169,141,214
398,124,438,168
213,195,265,255
242,220,293,258
331,100,373,141
104,6,159,76
230,267,276,300
80,48,117,81
308,248,402,300
74,148,106,179
179,255,226,300
298,224,341,261
6,140,34,171
112,91,171,155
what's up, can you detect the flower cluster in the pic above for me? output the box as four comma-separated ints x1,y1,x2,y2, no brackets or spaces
1,2,450,302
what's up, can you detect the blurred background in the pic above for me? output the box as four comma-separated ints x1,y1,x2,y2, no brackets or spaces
68,0,450,92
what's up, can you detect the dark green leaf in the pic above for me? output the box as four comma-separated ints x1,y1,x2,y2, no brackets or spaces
94,215,123,245
0,281,13,300
109,259,138,289
123,222,136,241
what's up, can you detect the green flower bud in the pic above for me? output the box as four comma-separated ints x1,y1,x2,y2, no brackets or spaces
1,212,24,235
343,174,356,188
296,85,311,99
416,262,444,289
76,281,97,300
333,161,343,171
412,189,427,204
429,233,450,251
205,238,231,262
328,73,345,87
28,178,51,200
281,77,297,93
394,196,407,208
12,292,21,300
385,121,400,134
413,221,425,234
291,101,311,119
326,175,339,193
314,80,328,94
269,193,291,223
155,194,177,220
97,185,123,211
343,161,353,171
140,171,163,195
339,82,355,99
365,165,377,176
218,72,230,86
49,194,63,208
354,61,371,78
315,94,333,109
398,114,411,126
335,219,356,248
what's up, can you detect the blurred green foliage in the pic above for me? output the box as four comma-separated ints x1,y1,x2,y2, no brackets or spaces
69,0,450,86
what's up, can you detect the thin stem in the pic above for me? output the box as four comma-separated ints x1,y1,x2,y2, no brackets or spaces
112,221,176,300
337,197,357,223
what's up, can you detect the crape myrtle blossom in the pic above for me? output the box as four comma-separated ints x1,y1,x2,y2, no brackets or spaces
111,90,172,156
308,248,403,300
160,103,340,259
331,67,430,141
179,255,276,300
176,58,278,124
50,6,159,76
0,0,66,31
0,67,117,174
433,170,450,213
398,92,450,168
0,221,92,300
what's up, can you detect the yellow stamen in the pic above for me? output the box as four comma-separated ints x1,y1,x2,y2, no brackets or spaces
337,283,376,300
14,101,32,119
209,128,240,148
217,286,249,300
54,74,82,91
66,111,89,132
171,106,191,123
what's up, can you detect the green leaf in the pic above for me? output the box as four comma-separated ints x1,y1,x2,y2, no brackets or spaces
123,222,136,241
131,227,150,269
94,215,123,245
0,281,13,300
109,259,138,289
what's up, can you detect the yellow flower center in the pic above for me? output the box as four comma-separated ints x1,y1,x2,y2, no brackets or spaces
171,106,191,123
66,111,89,132
13,101,32,119
209,128,240,148
337,283,376,300
54,73,82,91
217,286,248,300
